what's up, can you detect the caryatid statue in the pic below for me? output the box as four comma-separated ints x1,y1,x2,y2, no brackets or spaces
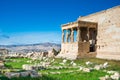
62,30,64,43
77,28,81,42
66,29,69,42
71,28,74,42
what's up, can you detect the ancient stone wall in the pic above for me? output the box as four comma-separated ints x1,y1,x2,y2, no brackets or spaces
61,43,78,54
78,6,120,60
58,43,79,59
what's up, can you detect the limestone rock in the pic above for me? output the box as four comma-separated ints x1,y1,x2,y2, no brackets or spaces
29,70,40,78
103,62,108,68
5,72,20,78
22,64,33,70
99,77,106,80
0,60,4,68
94,64,103,70
83,68,91,72
72,63,77,66
63,59,67,63
107,70,117,74
85,61,93,65
110,72,120,80
48,48,58,57
79,66,84,71
20,71,30,77
99,75,110,80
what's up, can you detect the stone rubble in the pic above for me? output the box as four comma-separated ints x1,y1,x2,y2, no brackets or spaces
103,62,108,68
82,68,92,72
110,72,120,80
72,63,77,66
99,72,120,80
0,60,4,68
2,51,120,80
5,49,58,60
22,64,46,70
99,75,110,80
5,70,41,78
63,59,67,63
94,64,103,70
48,48,58,57
107,70,117,74
85,61,93,65
94,62,109,70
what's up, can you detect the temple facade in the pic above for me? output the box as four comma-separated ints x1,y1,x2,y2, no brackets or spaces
57,6,120,60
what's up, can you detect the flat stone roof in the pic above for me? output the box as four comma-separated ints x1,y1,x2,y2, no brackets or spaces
62,21,97,30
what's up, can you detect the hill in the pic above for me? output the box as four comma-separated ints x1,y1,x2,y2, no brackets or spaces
0,42,61,53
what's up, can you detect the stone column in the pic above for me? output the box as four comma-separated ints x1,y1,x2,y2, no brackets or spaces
62,30,64,43
71,28,74,42
87,27,89,41
66,29,69,43
77,27,81,42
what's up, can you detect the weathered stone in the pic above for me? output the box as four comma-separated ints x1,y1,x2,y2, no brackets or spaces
63,59,67,63
20,71,30,77
94,65,103,70
107,70,117,74
72,63,77,66
29,70,40,78
83,68,91,72
99,77,106,80
22,64,33,70
0,61,4,68
79,66,84,71
5,72,20,78
70,61,74,64
48,48,57,57
58,6,120,60
103,62,108,68
85,61,92,65
110,72,120,80
99,75,110,80
42,62,50,67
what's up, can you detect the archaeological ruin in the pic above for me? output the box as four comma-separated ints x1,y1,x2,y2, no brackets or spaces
0,49,8,59
57,6,120,60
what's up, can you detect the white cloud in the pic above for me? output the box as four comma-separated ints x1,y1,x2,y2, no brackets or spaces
0,29,10,39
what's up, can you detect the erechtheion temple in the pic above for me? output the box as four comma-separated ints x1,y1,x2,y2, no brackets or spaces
57,6,120,60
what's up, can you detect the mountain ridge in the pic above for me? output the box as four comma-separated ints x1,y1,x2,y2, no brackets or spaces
0,42,61,53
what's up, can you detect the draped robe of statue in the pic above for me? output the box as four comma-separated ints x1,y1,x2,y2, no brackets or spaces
62,30,64,43
71,29,74,42
66,30,69,42
77,28,81,42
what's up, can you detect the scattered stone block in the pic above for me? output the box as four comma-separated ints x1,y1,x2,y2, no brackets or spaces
63,59,67,63
5,72,20,78
20,71,30,77
94,64,103,70
72,63,77,66
83,68,91,72
30,70,40,78
110,72,120,80
85,61,92,65
0,60,4,68
22,64,33,70
103,62,108,68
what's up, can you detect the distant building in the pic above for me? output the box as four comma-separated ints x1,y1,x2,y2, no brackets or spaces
57,6,120,60
0,49,8,57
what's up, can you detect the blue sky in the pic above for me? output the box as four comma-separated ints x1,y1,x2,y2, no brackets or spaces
0,0,120,45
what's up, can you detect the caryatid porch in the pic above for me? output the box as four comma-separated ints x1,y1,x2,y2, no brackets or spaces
58,21,97,59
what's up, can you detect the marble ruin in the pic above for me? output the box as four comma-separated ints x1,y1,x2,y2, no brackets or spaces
57,6,120,60
0,49,8,59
